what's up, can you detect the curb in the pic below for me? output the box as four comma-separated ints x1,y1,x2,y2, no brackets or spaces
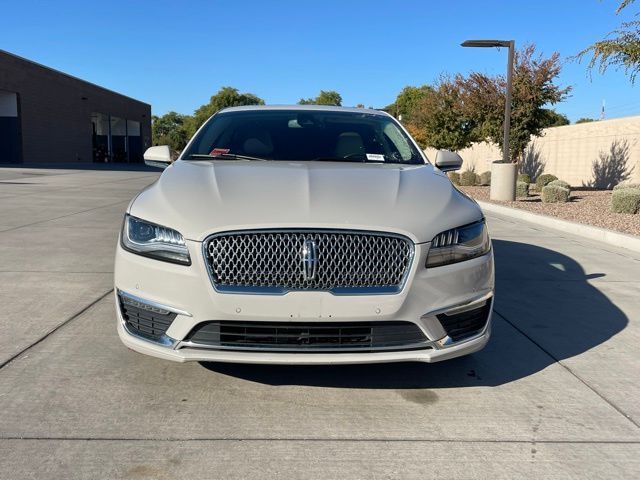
477,200,640,254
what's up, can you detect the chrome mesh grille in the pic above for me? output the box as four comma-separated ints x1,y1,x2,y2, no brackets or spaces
204,230,413,293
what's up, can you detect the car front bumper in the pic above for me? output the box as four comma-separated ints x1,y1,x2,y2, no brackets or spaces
114,239,494,364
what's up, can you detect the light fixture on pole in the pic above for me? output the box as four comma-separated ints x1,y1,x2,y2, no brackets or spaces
462,39,516,201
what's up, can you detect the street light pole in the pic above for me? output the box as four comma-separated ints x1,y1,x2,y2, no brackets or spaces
461,39,516,201
502,40,514,163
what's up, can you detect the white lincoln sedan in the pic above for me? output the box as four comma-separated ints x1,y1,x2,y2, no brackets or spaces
115,105,494,364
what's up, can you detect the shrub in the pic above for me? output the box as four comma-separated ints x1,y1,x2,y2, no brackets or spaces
516,181,529,198
517,173,531,184
613,181,640,191
611,188,640,214
460,170,479,186
479,171,491,186
542,184,570,203
448,172,460,185
536,174,558,191
548,179,571,192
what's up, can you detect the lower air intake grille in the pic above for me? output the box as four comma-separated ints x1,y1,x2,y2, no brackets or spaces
119,294,176,341
437,302,491,342
184,321,430,352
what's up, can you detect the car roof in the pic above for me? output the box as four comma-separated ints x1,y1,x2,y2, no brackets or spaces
218,104,391,117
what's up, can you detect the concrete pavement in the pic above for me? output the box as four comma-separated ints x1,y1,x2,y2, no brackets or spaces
0,167,639,479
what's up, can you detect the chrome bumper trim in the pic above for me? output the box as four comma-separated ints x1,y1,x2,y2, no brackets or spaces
121,318,179,348
116,289,186,348
422,291,493,318
435,316,491,349
420,291,494,349
117,289,192,317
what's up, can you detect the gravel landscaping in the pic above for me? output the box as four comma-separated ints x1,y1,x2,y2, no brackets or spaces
460,186,640,237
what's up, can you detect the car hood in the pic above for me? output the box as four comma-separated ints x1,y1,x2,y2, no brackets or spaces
130,160,482,243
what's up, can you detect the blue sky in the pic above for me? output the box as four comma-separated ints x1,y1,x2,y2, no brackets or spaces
1,0,638,121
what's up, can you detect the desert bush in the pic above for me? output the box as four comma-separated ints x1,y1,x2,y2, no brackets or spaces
460,170,479,186
448,172,460,185
479,171,491,186
516,181,529,198
517,173,531,184
536,174,558,191
611,188,640,214
541,184,570,203
548,179,571,192
613,181,640,191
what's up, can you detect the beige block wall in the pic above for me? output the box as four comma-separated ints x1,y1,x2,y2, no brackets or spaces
424,115,640,187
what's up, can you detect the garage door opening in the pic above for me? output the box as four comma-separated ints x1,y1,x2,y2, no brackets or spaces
0,90,21,164
91,113,143,163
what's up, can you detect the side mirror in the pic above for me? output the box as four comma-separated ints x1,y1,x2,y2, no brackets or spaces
144,145,172,169
434,150,463,172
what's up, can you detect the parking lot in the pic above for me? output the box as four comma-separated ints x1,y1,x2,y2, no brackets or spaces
1,167,639,479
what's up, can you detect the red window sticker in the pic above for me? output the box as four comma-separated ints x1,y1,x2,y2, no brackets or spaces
210,148,230,156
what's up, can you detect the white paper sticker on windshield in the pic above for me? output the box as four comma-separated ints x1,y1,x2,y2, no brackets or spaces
366,153,385,161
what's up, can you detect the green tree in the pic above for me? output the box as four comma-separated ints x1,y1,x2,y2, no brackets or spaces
152,111,190,153
540,109,570,128
188,86,264,136
410,77,477,151
459,44,571,162
577,0,640,83
387,85,434,122
298,90,342,106
575,117,596,124
508,46,571,160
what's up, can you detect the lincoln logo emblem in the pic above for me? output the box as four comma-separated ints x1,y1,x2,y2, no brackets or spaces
301,239,318,281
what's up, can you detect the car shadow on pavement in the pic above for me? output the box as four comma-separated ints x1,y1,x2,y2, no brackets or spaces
201,239,628,389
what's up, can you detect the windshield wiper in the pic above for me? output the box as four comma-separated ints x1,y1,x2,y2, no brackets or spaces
187,153,269,161
310,157,366,163
310,157,387,163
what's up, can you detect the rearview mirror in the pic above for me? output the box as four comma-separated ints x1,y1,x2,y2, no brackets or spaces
434,150,463,172
144,145,172,169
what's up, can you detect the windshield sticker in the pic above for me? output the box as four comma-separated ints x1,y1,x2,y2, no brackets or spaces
210,148,230,157
366,153,385,161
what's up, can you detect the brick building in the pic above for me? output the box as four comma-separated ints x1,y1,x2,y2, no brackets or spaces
0,50,151,165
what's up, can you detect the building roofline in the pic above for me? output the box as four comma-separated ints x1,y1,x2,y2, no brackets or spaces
0,49,151,108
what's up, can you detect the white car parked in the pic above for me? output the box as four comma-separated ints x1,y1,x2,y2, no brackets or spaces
115,105,494,364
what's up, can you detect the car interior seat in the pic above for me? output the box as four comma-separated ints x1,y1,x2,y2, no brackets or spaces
334,132,365,158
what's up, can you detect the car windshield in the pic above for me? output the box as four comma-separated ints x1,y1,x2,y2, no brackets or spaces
181,109,424,164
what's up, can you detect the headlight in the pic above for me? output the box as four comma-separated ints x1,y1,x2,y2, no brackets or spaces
121,214,191,265
426,220,490,268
